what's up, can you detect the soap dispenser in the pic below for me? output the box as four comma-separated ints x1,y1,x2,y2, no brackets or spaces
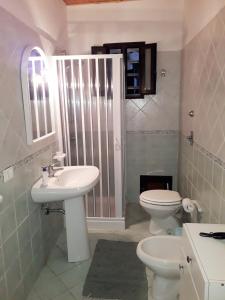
41,166,48,187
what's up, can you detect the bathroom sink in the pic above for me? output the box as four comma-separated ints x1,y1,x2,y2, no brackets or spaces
31,166,100,203
31,165,99,263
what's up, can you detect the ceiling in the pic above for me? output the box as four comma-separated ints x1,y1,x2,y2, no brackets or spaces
63,0,130,5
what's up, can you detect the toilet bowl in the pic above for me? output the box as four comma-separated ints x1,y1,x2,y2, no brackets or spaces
137,235,181,300
139,190,181,235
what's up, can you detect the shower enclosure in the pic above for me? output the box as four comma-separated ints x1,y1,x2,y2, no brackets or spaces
53,54,125,227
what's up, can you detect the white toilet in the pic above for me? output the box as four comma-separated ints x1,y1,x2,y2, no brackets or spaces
139,190,182,235
137,235,181,300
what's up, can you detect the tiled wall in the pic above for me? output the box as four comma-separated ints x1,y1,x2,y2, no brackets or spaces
0,8,63,300
126,51,181,202
179,7,225,223
126,132,179,202
179,137,225,223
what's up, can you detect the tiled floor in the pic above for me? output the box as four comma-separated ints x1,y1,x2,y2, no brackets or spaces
27,204,152,300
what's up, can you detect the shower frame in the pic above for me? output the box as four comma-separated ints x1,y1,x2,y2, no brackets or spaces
52,54,125,229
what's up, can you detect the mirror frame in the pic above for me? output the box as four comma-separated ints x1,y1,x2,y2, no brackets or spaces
21,46,55,145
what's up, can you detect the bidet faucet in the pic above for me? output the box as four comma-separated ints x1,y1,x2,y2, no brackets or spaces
47,163,64,177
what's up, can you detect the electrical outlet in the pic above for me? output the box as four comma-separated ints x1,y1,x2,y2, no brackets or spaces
3,166,14,183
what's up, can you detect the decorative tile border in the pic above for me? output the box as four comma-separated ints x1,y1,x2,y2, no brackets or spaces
0,142,56,180
181,134,225,170
127,130,178,135
196,143,225,170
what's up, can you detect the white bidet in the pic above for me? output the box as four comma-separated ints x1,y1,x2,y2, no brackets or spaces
137,235,181,300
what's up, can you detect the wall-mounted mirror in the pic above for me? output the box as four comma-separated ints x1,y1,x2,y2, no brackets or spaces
21,46,54,145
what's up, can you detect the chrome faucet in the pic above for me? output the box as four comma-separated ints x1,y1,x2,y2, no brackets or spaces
47,163,64,177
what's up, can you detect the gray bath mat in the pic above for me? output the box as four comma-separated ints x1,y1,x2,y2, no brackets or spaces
82,239,148,300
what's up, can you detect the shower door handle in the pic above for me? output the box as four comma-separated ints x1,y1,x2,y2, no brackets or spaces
114,138,121,151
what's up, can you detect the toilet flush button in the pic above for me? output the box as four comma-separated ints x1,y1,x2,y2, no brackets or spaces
0,195,3,203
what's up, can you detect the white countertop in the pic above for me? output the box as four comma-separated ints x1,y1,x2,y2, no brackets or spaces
185,223,225,282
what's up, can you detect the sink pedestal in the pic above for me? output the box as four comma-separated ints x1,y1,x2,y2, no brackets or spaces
31,166,99,263
64,196,90,262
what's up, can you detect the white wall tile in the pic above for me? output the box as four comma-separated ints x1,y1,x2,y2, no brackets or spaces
179,7,225,224
0,7,64,299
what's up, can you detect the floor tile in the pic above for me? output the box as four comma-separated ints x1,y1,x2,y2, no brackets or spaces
59,259,91,289
54,291,76,300
47,253,77,276
36,266,56,282
26,205,150,300
34,275,67,300
70,284,83,300
27,290,41,300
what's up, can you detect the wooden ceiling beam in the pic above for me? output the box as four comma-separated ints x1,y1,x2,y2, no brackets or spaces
64,0,131,5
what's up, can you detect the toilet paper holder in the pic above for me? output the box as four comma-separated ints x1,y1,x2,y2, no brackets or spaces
182,198,202,213
182,198,203,223
191,200,203,213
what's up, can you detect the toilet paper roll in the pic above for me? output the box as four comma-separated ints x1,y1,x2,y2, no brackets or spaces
182,198,195,213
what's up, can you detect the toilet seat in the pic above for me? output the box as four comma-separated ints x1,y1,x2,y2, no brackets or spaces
140,190,181,206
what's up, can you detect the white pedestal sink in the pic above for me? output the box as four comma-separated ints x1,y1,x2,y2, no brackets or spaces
31,166,99,262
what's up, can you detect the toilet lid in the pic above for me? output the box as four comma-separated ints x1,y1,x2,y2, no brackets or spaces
140,190,181,206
